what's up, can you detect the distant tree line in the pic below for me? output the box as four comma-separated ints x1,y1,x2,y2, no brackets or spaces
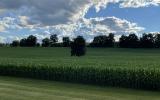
10,34,86,56
10,34,71,47
90,33,115,47
119,33,160,48
89,33,160,48
9,33,160,48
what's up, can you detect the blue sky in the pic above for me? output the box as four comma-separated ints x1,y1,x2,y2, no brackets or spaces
86,3,160,32
0,0,160,42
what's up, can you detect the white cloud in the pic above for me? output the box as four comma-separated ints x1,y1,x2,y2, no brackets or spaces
0,0,159,43
0,36,6,43
120,0,160,8
37,16,144,42
0,17,22,32
0,25,5,32
18,16,30,27
84,16,145,35
92,0,120,12
92,0,160,12
0,0,159,26
0,0,90,25
0,16,145,43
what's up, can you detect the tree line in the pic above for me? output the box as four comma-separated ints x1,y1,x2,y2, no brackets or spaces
10,35,86,56
119,33,160,48
10,34,71,47
90,33,160,48
9,33,160,48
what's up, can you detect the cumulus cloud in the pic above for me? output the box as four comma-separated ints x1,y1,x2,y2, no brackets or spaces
84,16,145,35
0,17,22,32
0,25,5,32
93,0,160,9
0,0,159,26
0,36,6,43
0,0,90,25
39,16,144,42
0,0,159,42
92,0,120,12
120,0,160,8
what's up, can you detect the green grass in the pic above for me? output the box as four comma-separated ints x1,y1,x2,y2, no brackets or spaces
0,76,160,100
0,47,160,90
0,47,160,69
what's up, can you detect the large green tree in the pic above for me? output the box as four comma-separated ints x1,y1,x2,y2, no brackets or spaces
90,33,115,47
127,34,139,48
20,38,27,47
26,35,37,47
42,38,50,47
11,40,20,47
71,36,86,56
154,34,160,48
140,33,154,48
63,37,71,47
50,34,58,46
19,35,37,47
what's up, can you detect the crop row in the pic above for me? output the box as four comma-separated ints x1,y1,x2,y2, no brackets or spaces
0,64,160,90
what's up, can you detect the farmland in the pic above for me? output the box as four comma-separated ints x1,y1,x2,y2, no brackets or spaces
0,47,160,90
0,47,160,68
0,76,160,100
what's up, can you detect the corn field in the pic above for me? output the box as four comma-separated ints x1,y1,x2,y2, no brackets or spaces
0,64,160,90
0,47,160,90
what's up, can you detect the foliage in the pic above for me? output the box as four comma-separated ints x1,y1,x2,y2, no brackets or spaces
90,33,115,47
119,35,128,48
127,34,139,48
19,35,37,47
119,34,139,48
20,38,27,47
26,35,37,47
36,43,41,47
90,35,107,47
9,33,160,48
0,64,160,90
0,48,160,90
62,37,71,47
140,33,154,48
71,36,86,56
42,38,50,47
11,40,20,47
107,33,115,47
154,34,160,48
50,34,58,46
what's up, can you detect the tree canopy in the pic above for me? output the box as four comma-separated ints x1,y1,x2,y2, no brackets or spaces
10,33,160,49
71,36,86,56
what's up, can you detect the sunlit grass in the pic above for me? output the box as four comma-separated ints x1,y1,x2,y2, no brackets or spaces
0,76,160,100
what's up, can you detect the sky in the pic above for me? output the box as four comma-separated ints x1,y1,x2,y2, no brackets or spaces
0,0,160,43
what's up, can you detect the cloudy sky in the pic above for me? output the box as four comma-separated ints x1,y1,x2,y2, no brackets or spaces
0,0,160,43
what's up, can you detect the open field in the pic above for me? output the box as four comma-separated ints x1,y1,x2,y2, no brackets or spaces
0,47,160,90
0,76,160,100
0,47,160,68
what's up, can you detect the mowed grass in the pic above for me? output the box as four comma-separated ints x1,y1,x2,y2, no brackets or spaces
0,47,160,69
0,76,160,100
